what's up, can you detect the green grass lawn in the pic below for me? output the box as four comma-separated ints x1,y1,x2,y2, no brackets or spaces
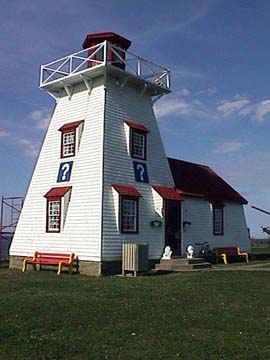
252,246,270,254
1,266,270,360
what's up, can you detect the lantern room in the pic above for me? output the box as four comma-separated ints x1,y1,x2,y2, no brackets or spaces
82,31,131,70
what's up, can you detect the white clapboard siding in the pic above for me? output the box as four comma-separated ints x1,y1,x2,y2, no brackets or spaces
10,78,105,261
101,79,174,260
182,197,250,251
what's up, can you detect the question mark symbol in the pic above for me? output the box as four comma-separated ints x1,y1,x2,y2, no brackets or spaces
61,163,70,181
137,164,145,181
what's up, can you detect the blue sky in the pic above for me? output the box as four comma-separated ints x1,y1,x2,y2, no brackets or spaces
1,0,270,237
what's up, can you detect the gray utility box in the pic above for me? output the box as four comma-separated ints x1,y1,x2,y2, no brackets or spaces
122,243,149,276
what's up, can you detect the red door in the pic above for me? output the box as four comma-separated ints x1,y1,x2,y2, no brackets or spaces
164,200,182,256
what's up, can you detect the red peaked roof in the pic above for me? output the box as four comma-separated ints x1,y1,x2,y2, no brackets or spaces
168,157,247,204
58,120,84,132
124,120,149,133
112,184,142,197
152,185,183,200
83,32,131,50
44,187,72,198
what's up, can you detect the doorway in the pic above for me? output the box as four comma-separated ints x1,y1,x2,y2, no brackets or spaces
164,200,182,256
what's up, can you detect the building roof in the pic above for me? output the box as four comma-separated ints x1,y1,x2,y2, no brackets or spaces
124,120,149,133
112,184,142,197
168,157,248,204
44,186,72,198
58,120,84,132
82,32,131,50
152,185,183,200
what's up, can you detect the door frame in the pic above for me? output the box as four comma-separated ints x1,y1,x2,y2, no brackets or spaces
164,199,182,256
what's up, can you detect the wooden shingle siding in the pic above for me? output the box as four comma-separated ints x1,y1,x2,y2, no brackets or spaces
10,78,106,261
101,79,174,260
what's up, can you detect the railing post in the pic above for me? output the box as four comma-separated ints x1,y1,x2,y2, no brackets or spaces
166,71,171,89
137,59,141,76
39,65,44,87
69,56,73,74
103,40,107,65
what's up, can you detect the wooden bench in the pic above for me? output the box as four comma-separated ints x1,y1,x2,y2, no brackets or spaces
22,251,75,275
214,246,249,264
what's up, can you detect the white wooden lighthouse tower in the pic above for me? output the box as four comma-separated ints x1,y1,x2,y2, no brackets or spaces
10,32,181,275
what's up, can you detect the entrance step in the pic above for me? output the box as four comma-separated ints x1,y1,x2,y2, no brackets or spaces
155,257,212,272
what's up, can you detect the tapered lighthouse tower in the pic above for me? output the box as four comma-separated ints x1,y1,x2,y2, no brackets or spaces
10,32,181,275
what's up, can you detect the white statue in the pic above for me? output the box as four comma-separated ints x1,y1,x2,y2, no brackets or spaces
162,246,172,259
186,244,194,258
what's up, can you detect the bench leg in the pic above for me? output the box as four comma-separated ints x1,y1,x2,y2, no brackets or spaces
22,260,27,272
221,253,227,264
241,253,249,263
57,262,63,275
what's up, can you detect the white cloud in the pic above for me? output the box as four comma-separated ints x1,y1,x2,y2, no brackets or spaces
218,95,270,123
252,100,270,123
29,107,51,130
0,129,10,137
154,91,213,119
178,88,190,96
19,138,40,157
213,140,247,155
173,67,205,79
196,87,217,96
217,97,250,116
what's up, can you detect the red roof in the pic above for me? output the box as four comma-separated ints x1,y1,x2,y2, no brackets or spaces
83,32,131,50
44,187,72,198
168,158,248,204
124,120,149,133
112,184,142,197
58,120,84,132
152,185,183,200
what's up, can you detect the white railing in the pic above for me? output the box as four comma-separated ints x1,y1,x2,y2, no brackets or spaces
40,41,170,90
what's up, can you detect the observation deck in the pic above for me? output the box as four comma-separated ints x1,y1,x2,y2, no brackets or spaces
39,41,171,100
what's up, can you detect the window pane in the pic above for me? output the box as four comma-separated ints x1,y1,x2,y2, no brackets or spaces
63,131,75,156
122,199,137,232
132,131,145,159
213,208,223,234
48,200,60,231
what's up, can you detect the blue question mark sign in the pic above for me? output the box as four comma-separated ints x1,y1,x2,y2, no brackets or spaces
133,161,149,183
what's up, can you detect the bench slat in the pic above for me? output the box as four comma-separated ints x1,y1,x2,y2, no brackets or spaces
22,251,75,275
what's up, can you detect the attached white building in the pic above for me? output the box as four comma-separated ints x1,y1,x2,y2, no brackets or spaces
9,32,250,275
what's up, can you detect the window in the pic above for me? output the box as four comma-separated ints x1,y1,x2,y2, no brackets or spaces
124,120,149,160
44,186,72,233
131,130,146,159
112,184,141,234
121,196,138,233
48,200,61,232
213,206,224,235
62,131,75,157
58,120,84,158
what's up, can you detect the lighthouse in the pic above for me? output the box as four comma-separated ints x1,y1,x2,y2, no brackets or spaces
9,32,181,275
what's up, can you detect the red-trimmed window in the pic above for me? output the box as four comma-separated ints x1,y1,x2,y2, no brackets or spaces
47,200,61,232
121,196,139,233
125,120,149,160
213,204,224,235
112,184,141,234
131,130,147,160
44,187,71,233
58,120,84,158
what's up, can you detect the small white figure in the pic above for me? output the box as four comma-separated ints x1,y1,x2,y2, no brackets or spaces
162,246,172,259
186,244,194,258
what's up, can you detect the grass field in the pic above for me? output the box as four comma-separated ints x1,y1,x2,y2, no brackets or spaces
252,246,270,254
1,266,270,360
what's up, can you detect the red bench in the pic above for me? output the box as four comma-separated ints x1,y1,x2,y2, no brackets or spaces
22,251,75,275
214,246,249,264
